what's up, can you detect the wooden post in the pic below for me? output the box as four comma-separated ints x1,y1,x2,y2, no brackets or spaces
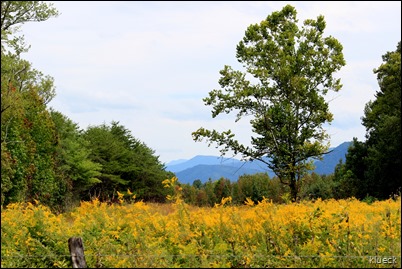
68,237,87,268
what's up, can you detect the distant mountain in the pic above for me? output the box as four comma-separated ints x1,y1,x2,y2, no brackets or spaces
313,141,352,175
175,164,268,184
166,159,188,166
167,155,245,173
166,141,352,184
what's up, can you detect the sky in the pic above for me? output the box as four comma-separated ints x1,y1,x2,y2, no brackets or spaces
19,1,401,164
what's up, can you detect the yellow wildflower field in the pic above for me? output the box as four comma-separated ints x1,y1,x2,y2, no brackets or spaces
1,194,401,268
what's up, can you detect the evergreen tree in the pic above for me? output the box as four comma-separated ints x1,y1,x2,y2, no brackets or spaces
83,121,172,202
362,41,401,198
50,110,102,209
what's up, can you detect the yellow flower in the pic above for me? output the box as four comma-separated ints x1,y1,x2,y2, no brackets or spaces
117,191,125,204
244,197,255,206
377,246,386,253
162,179,171,187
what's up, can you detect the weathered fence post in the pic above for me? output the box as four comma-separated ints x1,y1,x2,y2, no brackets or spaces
68,237,87,268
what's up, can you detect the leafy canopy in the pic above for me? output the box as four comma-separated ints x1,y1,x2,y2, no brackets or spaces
192,5,345,201
1,1,59,54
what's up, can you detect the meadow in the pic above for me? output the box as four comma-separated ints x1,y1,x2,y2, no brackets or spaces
1,179,401,268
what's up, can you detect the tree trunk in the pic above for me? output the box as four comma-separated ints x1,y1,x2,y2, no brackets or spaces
289,172,298,202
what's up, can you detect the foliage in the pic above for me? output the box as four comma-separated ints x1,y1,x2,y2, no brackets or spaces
332,139,368,199
1,195,400,268
299,173,336,200
1,55,59,207
235,173,273,204
1,1,59,55
82,121,173,203
213,177,232,203
339,41,401,200
362,41,401,199
50,110,102,210
192,5,345,202
1,1,61,208
179,173,341,206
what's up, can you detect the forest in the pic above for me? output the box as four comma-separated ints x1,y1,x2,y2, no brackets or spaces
1,2,401,213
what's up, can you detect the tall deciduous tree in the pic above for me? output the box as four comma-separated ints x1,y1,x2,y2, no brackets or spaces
1,1,59,207
192,5,345,201
1,55,59,206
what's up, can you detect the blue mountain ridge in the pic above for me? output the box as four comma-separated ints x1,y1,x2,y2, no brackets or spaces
166,141,352,184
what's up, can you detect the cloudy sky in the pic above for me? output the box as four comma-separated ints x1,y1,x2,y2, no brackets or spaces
20,1,401,164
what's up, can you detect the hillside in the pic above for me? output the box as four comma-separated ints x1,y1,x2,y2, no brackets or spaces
313,141,352,175
166,141,352,184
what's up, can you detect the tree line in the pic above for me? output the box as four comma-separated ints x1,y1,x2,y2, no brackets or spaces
1,2,400,213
